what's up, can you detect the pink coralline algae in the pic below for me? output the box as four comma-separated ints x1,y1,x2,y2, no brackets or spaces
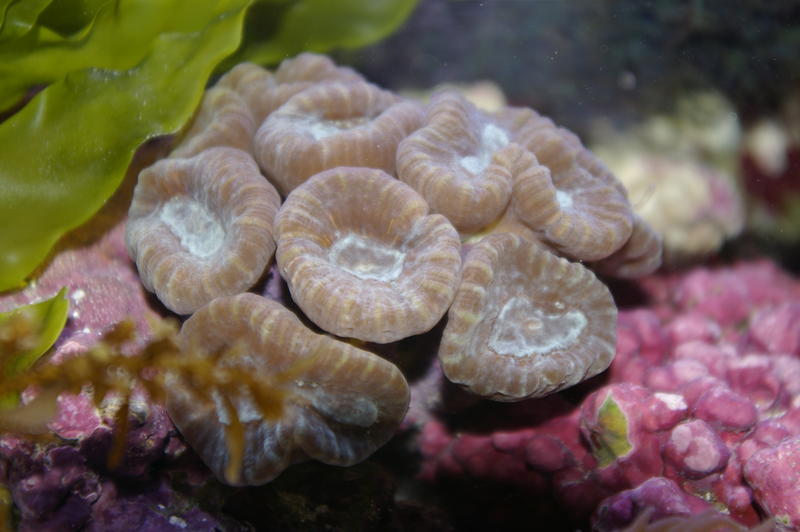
413,259,800,531
0,220,157,361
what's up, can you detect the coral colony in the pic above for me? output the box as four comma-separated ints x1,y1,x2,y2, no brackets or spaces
1,53,796,530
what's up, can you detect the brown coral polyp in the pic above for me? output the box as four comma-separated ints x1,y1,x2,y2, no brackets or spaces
499,107,635,260
169,87,256,159
591,214,663,278
397,91,514,232
126,147,281,314
216,54,363,125
254,81,423,195
275,167,462,343
167,293,409,486
439,233,617,401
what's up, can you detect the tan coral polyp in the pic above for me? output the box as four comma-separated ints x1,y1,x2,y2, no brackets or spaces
215,62,280,124
592,214,663,278
216,55,363,125
439,233,617,401
498,107,634,260
273,52,363,85
126,148,280,314
168,293,410,486
170,87,256,158
276,167,462,343
397,91,513,232
254,81,423,195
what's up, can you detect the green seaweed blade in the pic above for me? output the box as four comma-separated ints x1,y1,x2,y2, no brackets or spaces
0,287,69,377
231,0,418,67
0,0,251,291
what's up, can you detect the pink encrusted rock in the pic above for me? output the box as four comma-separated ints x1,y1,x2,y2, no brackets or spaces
678,375,727,407
618,310,671,364
580,384,665,490
524,434,575,473
749,302,800,355
744,437,800,529
672,261,800,329
418,420,452,470
663,419,730,479
771,356,800,398
692,385,758,431
0,219,157,360
673,340,736,379
735,260,800,307
665,311,722,345
726,355,784,412
48,393,103,441
737,419,792,464
674,269,752,326
644,359,711,392
413,259,798,530
609,310,670,384
640,392,688,432
442,431,547,490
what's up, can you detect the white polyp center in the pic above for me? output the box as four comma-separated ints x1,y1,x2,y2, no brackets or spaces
488,296,587,357
159,196,225,258
328,233,406,282
556,189,574,210
459,123,510,175
311,391,378,427
299,114,371,140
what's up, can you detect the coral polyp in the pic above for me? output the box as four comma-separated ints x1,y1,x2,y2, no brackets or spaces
169,293,410,486
275,167,462,343
439,232,617,401
126,147,280,314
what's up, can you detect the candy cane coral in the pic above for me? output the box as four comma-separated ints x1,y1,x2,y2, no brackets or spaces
126,147,280,314
168,293,410,485
254,80,423,195
217,53,363,125
439,232,617,401
274,167,462,343
121,52,660,456
169,87,256,158
398,91,638,264
396,91,515,232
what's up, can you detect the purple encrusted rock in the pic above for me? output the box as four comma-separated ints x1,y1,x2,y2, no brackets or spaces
87,478,226,532
592,477,714,532
81,396,174,479
10,446,101,532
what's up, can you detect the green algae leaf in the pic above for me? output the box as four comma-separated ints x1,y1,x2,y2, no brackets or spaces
0,0,248,112
0,0,251,291
0,288,68,377
230,0,418,67
590,395,633,467
35,0,110,37
0,0,54,41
